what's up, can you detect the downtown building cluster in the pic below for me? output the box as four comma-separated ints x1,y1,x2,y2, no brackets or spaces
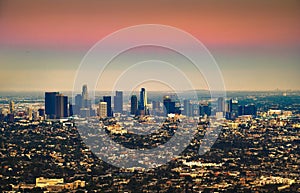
43,84,257,121
0,85,258,123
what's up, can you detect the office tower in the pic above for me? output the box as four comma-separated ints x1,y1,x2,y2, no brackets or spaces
163,96,173,115
55,94,68,118
191,103,196,116
82,84,91,108
103,96,112,117
9,100,15,114
172,96,181,114
74,94,82,115
69,103,73,117
98,102,107,118
192,103,199,116
82,84,88,100
229,99,239,120
244,104,257,116
114,91,123,113
80,85,92,117
183,100,193,117
163,95,180,115
82,98,91,109
199,103,211,116
238,105,245,116
217,97,225,113
163,96,175,115
139,88,147,111
75,94,82,107
45,92,59,119
63,95,68,117
173,96,181,114
183,100,189,116
130,95,138,115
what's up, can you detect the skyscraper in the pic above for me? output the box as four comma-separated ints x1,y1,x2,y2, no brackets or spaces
114,91,123,113
98,102,107,118
138,88,148,115
199,103,211,116
45,92,69,119
238,105,244,116
103,96,112,117
63,95,68,117
45,92,59,119
139,88,147,110
229,99,239,120
74,94,82,115
183,100,193,117
82,85,91,109
80,85,92,117
130,95,138,115
217,97,225,113
55,94,68,118
68,103,73,117
82,84,88,100
244,104,257,116
163,95,181,115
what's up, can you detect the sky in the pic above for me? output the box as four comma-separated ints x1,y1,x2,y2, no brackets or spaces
0,0,299,91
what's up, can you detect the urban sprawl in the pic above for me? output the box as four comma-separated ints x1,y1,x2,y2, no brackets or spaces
0,86,299,192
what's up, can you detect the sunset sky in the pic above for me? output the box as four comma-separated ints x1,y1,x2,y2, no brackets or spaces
0,0,299,91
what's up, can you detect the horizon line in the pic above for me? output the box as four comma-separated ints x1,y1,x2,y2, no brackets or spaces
0,89,299,93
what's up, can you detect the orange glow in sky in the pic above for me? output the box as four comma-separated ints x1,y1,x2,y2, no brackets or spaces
0,0,299,49
0,0,299,91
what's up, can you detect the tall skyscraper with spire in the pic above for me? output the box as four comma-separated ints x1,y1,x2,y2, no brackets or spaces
82,84,88,100
80,84,92,117
138,88,147,115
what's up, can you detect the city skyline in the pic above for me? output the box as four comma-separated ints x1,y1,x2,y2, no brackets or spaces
0,0,299,91
0,1,299,192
